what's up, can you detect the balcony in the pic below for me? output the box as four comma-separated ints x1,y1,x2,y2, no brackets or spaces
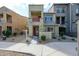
32,16,40,22
6,14,12,24
32,18,42,25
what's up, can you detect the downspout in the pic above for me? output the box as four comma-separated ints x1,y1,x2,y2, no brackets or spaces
70,3,72,33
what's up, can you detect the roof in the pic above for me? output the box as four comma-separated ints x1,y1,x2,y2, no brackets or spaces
0,6,27,18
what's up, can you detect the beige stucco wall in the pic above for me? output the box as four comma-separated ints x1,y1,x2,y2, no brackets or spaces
39,25,59,40
29,5,44,36
39,32,52,40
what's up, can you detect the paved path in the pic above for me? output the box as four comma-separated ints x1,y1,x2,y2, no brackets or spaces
0,41,77,56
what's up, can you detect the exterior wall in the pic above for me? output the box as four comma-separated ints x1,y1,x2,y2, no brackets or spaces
77,20,79,55
39,25,59,40
53,4,70,34
70,4,79,37
39,32,52,40
48,3,78,37
0,6,27,34
29,5,44,36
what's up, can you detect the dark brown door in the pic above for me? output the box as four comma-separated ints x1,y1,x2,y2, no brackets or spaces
33,26,39,36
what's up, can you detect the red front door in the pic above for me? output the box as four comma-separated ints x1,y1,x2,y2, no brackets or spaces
33,26,39,36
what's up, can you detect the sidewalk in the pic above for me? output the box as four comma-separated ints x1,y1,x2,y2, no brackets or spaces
0,41,77,56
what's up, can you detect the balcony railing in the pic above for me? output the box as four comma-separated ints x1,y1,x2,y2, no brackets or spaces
7,19,12,23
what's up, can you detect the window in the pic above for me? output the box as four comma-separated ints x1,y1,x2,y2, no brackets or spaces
76,8,79,16
47,27,53,32
61,17,65,24
50,17,52,21
61,8,65,13
56,17,60,24
76,8,79,14
45,17,47,23
7,14,12,23
56,8,65,13
56,8,60,13
48,27,50,31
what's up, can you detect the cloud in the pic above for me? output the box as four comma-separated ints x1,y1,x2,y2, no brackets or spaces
0,0,79,17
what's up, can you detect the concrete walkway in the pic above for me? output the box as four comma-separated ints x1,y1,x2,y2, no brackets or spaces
0,41,77,56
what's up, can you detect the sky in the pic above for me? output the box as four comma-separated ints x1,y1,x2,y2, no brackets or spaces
0,0,79,17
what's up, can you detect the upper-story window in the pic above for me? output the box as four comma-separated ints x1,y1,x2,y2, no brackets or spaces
56,8,65,13
56,17,60,24
32,16,40,22
61,16,65,24
44,16,53,24
7,14,12,23
76,8,79,16
76,8,79,14
0,14,3,23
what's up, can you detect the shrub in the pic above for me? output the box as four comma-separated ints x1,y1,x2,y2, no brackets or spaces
2,30,6,36
13,32,17,36
53,37,56,39
58,38,61,41
6,29,12,37
41,35,46,41
2,29,12,37
20,32,24,35
71,39,75,41
62,36,66,40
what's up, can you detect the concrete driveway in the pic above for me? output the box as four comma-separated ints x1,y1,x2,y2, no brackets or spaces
0,41,77,56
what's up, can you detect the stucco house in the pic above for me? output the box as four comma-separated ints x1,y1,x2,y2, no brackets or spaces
0,6,27,35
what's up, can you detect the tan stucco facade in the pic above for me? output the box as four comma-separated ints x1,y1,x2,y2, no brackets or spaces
28,5,44,37
0,6,27,34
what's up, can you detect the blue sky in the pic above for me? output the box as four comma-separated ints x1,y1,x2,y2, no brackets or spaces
0,0,78,17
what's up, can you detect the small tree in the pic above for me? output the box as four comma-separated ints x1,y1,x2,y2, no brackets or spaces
2,29,12,37
59,32,64,39
41,35,46,41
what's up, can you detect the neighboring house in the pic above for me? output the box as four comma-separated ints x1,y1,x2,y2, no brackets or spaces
49,3,70,36
43,13,59,38
48,3,79,37
0,6,27,35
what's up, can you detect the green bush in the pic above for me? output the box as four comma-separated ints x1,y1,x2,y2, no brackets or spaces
41,35,46,41
71,39,75,41
60,32,64,37
62,36,66,40
2,29,12,37
2,30,6,36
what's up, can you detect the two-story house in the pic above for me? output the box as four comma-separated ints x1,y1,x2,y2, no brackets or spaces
0,6,27,35
43,13,59,38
